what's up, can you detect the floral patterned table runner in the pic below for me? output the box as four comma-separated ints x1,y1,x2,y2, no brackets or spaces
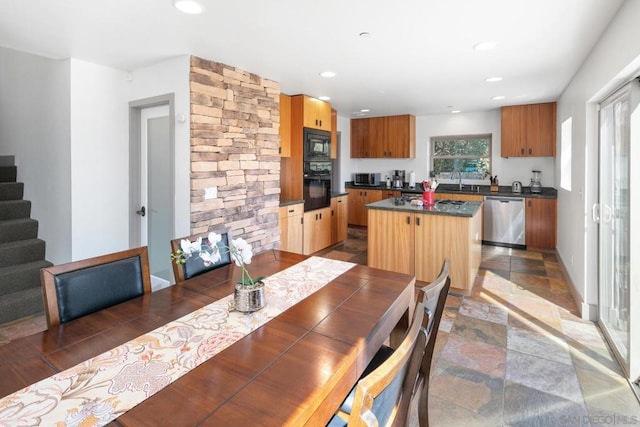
0,256,355,426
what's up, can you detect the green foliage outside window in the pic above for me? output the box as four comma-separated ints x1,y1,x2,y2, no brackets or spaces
431,134,491,179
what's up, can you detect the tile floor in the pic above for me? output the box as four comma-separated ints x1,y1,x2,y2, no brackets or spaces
1,229,639,426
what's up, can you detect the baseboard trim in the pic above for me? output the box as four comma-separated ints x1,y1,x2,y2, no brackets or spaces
556,252,597,321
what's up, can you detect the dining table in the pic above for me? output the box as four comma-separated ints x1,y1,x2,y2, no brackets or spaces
0,250,416,426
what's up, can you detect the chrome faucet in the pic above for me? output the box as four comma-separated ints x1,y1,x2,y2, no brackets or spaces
453,171,462,190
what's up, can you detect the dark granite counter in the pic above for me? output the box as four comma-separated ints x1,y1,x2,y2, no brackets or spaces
279,199,304,207
345,182,557,199
366,198,482,218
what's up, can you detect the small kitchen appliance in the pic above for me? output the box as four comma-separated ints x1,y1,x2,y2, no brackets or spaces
530,170,542,194
353,173,381,186
392,170,405,189
511,181,522,193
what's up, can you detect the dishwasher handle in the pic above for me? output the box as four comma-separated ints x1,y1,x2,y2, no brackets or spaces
484,196,525,203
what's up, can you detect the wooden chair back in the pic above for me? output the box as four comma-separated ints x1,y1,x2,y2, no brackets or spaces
41,246,151,328
346,299,431,427
170,229,232,283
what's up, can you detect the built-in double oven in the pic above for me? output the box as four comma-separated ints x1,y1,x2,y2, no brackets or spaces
303,128,332,211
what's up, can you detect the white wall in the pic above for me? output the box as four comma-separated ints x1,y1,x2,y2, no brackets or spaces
0,47,71,264
127,56,191,240
557,0,640,318
337,110,555,191
69,59,129,259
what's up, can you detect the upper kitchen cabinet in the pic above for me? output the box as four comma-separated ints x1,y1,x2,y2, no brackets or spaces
293,95,332,131
501,102,556,157
350,114,415,158
279,94,292,157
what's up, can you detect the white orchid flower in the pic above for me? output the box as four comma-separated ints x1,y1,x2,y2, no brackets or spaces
230,238,253,266
207,232,222,246
180,236,202,254
199,250,221,266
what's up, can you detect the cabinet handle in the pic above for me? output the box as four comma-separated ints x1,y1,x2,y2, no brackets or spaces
288,209,294,213
338,200,342,203
319,213,322,219
332,210,335,216
301,218,303,224
416,217,421,226
521,148,525,155
407,216,411,225
529,148,532,155
528,200,531,207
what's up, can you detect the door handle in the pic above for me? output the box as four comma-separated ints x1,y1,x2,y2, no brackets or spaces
136,206,146,217
592,204,600,223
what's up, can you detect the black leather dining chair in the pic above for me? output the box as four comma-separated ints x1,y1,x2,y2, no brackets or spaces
170,228,232,283
41,246,152,328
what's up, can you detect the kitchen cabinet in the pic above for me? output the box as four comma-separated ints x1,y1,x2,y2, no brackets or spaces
293,95,331,132
501,102,556,157
279,203,303,254
347,189,398,226
525,198,557,248
330,109,337,159
279,94,292,157
350,114,415,158
331,195,348,245
303,207,332,255
367,207,482,294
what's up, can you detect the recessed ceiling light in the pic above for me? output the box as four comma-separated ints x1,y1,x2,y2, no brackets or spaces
173,0,204,14
451,110,461,114
360,109,370,113
491,96,505,100
473,42,496,51
319,71,336,78
359,32,372,38
318,96,331,101
485,77,503,83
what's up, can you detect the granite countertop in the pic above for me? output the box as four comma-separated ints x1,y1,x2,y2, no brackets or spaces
345,182,557,199
279,199,304,207
366,197,483,218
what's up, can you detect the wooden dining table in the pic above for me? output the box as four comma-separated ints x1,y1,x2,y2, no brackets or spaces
0,250,415,426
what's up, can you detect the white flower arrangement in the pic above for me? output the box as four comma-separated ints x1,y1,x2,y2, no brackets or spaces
171,232,264,286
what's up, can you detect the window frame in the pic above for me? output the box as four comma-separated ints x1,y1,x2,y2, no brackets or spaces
430,133,492,179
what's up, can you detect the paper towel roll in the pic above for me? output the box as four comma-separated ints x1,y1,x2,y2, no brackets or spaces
409,171,416,188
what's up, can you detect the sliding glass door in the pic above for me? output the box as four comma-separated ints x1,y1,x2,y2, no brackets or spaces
598,79,638,382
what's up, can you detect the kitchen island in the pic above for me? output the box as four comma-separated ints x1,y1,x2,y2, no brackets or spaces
367,197,483,294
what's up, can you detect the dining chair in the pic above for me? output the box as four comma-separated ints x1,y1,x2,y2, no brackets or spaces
170,228,232,283
41,246,152,328
328,298,431,427
412,258,451,427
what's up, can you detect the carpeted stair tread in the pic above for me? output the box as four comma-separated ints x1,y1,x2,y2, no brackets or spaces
0,239,46,268
0,218,39,243
0,200,31,220
0,259,52,295
0,166,17,183
0,182,24,201
0,287,44,324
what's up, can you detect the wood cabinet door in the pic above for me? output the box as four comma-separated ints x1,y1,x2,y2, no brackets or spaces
331,195,348,243
367,209,415,275
279,204,303,254
303,207,331,255
279,94,292,157
525,198,557,248
386,115,415,158
330,109,337,159
368,116,387,158
501,105,527,157
316,100,332,132
302,96,331,131
528,102,556,157
350,119,368,158
347,188,363,226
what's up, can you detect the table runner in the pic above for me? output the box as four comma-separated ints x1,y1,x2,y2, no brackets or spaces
0,256,355,426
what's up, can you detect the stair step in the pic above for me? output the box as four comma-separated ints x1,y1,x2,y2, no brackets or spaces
0,200,31,220
0,239,46,268
0,182,24,201
0,287,44,324
0,218,39,243
0,166,17,183
0,259,52,295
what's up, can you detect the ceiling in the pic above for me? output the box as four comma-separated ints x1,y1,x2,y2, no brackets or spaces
0,0,625,117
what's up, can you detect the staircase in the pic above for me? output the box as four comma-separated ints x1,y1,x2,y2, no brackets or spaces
0,156,52,324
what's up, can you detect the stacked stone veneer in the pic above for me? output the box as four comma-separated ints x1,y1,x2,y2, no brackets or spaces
189,56,280,252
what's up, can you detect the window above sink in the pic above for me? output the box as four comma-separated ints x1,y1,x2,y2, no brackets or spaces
431,134,491,181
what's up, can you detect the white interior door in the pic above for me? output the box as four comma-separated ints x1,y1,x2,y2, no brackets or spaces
597,79,639,383
140,105,172,290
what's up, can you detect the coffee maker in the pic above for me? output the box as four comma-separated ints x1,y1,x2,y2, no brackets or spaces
392,170,405,189
530,170,542,194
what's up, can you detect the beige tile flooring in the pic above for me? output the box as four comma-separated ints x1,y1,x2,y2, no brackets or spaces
2,230,639,426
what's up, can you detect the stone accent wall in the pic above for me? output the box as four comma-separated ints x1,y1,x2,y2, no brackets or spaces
189,56,280,253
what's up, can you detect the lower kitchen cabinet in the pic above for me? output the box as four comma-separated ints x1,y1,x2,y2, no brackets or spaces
525,198,557,248
368,207,482,294
278,203,303,254
347,188,398,226
435,193,483,202
303,207,332,255
331,195,348,245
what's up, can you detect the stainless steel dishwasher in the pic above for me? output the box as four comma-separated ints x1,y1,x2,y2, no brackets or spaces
483,196,526,248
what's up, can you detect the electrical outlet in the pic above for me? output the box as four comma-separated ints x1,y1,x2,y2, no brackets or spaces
204,187,217,200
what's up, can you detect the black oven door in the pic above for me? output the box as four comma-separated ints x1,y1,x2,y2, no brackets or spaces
303,128,331,161
303,175,331,211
